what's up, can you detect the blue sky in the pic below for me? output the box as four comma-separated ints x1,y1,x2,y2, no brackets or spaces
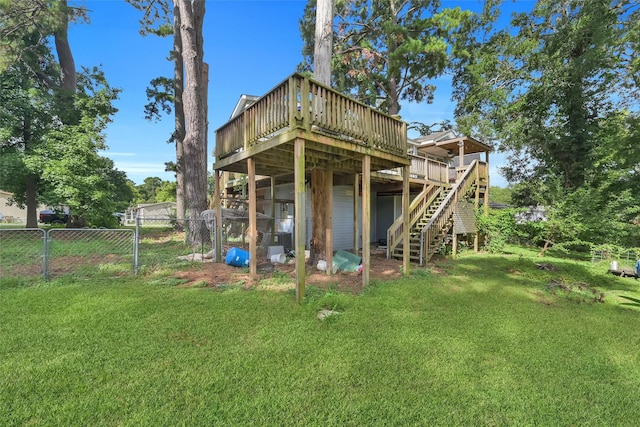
68,0,515,186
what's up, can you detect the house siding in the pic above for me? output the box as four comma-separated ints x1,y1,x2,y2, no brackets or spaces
333,186,357,251
269,183,362,251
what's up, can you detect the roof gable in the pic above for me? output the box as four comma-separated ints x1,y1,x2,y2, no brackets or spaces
229,94,260,120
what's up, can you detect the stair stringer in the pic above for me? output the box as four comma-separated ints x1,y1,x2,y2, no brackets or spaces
418,160,482,265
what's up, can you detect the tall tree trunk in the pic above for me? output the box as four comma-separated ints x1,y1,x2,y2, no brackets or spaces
387,76,400,116
313,0,333,85
309,168,327,265
53,0,76,92
176,0,207,245
173,2,186,224
25,174,38,228
310,0,334,265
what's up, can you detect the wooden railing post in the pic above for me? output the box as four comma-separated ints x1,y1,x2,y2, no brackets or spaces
288,75,297,128
366,108,373,146
301,76,311,131
243,108,249,151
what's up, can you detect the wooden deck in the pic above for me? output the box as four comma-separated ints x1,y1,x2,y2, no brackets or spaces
211,72,491,299
213,73,410,177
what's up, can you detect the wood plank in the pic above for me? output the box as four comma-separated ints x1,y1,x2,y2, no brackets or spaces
213,129,298,169
402,165,410,276
270,176,276,245
248,157,257,278
362,155,371,287
294,138,306,303
326,169,333,276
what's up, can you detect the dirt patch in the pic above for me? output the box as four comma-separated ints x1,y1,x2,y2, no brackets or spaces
173,250,405,294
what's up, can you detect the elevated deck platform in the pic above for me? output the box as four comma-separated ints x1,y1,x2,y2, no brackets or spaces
213,73,410,178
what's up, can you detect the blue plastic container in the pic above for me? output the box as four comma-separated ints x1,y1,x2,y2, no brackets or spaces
225,247,250,267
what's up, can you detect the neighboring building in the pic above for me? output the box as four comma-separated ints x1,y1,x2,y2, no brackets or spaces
516,205,548,223
0,190,47,224
126,202,177,225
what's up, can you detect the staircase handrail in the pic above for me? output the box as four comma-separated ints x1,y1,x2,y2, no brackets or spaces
419,159,479,264
386,184,441,258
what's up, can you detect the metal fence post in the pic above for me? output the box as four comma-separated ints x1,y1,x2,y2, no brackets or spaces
134,215,140,274
43,229,50,281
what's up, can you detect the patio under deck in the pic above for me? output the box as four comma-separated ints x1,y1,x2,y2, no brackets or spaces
212,73,412,301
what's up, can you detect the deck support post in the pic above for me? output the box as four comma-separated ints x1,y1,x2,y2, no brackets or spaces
326,169,333,275
452,233,458,259
484,151,490,215
213,169,222,263
294,138,306,302
474,162,481,253
402,164,410,275
248,157,257,278
270,177,276,245
362,155,371,287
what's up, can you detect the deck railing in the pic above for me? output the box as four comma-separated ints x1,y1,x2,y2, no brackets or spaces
215,73,406,160
378,155,449,183
386,184,443,259
420,160,483,265
424,158,449,184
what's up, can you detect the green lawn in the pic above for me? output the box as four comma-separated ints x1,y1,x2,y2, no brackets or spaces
1,247,640,426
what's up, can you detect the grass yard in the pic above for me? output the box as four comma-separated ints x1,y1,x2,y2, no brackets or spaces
1,246,640,426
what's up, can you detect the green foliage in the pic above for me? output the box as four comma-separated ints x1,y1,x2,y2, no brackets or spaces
155,180,177,203
487,185,512,205
451,0,640,248
0,2,134,227
143,76,175,122
299,0,473,115
134,176,176,204
476,207,523,253
124,0,173,37
0,0,88,71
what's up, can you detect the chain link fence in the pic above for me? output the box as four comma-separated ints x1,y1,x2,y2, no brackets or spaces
0,229,46,278
1,211,289,281
47,228,136,279
0,228,135,280
591,247,640,269
134,213,281,265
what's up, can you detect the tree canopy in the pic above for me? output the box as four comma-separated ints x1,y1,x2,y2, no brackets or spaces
0,0,133,227
299,0,472,116
451,0,640,247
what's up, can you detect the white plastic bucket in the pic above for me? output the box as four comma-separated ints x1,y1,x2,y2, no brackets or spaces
317,260,338,274
270,253,286,264
611,260,618,270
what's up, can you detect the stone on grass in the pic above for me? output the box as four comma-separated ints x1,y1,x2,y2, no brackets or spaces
317,309,341,320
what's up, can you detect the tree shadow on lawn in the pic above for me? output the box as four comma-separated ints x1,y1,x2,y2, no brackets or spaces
447,252,639,305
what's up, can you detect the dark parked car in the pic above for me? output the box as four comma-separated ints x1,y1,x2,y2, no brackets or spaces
39,209,69,224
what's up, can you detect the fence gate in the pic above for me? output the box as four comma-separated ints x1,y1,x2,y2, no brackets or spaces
0,229,47,278
47,229,136,279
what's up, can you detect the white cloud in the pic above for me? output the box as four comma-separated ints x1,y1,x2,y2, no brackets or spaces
99,151,137,157
118,163,166,174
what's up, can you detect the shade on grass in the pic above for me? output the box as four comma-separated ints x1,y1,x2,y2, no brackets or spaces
1,250,640,426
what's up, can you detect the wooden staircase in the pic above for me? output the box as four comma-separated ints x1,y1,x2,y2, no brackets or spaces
388,187,451,262
387,160,487,265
